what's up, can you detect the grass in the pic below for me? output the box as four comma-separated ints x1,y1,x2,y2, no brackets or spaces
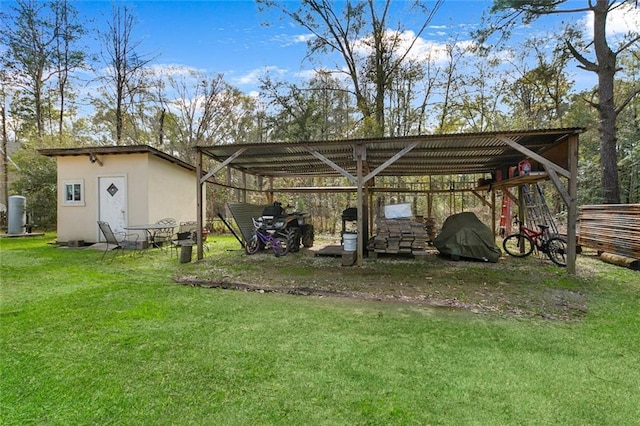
1,234,639,425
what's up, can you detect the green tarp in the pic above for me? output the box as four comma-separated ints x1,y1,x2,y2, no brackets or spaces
433,212,502,263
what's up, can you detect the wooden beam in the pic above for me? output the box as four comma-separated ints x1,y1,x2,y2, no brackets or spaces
545,166,571,206
201,147,247,183
196,150,204,260
356,145,365,266
495,136,570,178
566,134,579,274
363,141,420,183
503,188,518,203
491,189,497,240
303,145,357,183
471,190,491,207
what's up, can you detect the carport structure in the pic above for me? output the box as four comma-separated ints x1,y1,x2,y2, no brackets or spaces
194,128,582,273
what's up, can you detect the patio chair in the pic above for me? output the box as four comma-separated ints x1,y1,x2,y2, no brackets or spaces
152,218,177,249
97,221,139,260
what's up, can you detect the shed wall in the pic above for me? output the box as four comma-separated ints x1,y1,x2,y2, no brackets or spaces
147,155,201,224
55,152,199,244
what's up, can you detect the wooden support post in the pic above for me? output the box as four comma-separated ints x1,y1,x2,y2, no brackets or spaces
196,149,204,260
517,185,524,228
267,177,274,204
567,134,579,274
242,172,247,203
491,188,497,240
356,144,364,267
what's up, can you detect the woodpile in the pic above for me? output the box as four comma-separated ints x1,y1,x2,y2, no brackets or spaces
578,204,640,267
369,217,435,255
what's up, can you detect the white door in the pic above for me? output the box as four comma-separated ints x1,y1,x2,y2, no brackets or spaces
98,176,127,239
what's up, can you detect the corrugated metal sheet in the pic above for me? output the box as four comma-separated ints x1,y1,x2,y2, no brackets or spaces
226,203,268,243
197,128,583,178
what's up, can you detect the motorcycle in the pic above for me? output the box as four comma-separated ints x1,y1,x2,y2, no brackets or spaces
259,202,314,252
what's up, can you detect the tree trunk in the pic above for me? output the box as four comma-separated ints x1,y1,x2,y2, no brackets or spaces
1,102,8,211
593,0,620,203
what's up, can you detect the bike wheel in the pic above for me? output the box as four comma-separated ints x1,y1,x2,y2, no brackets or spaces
503,234,535,257
245,235,262,255
546,237,568,267
272,236,290,257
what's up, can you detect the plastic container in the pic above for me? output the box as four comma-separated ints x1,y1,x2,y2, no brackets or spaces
343,232,357,252
518,160,531,175
8,195,26,234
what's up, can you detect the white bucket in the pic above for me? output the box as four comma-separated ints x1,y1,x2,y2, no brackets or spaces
343,232,357,252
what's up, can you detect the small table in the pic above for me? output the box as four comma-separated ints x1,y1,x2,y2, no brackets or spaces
125,224,176,248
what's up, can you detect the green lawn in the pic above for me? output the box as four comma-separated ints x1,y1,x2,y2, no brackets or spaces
1,234,639,425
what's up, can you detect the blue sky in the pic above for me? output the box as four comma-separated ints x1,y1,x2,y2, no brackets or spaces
7,1,640,95
71,0,588,93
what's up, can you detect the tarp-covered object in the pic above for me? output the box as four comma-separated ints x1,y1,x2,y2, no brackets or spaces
434,212,502,262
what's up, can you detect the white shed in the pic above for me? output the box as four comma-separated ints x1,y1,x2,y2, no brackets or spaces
39,145,202,245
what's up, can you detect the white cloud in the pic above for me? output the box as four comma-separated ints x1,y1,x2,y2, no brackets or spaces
293,69,318,79
233,66,288,86
353,29,477,64
583,2,640,40
293,33,315,44
269,32,315,48
148,63,204,77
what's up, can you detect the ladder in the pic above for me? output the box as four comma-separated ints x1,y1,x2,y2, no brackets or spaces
499,189,513,237
522,184,558,235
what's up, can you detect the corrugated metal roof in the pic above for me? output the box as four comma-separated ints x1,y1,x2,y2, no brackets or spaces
196,128,583,178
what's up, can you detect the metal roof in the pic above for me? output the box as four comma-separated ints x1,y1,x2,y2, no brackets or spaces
39,145,196,172
196,128,583,178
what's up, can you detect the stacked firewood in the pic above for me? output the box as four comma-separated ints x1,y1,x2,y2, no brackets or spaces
369,217,434,254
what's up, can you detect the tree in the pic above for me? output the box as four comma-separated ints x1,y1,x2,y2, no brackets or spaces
502,36,573,129
10,143,57,229
156,69,257,161
478,0,640,203
257,0,443,137
434,40,465,133
0,70,11,212
50,0,86,142
457,55,509,132
0,0,85,146
97,4,154,145
260,71,353,141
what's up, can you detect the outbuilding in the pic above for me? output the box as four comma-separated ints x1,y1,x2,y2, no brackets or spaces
39,145,201,245
194,128,582,273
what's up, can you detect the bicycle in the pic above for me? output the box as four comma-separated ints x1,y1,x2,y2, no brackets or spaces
502,218,568,267
245,218,290,257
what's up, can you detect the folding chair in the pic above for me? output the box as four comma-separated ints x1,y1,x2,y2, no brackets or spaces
97,221,139,260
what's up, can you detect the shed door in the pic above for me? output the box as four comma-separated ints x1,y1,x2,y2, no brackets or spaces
98,176,127,238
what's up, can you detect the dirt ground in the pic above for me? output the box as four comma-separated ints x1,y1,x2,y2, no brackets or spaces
174,243,590,321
